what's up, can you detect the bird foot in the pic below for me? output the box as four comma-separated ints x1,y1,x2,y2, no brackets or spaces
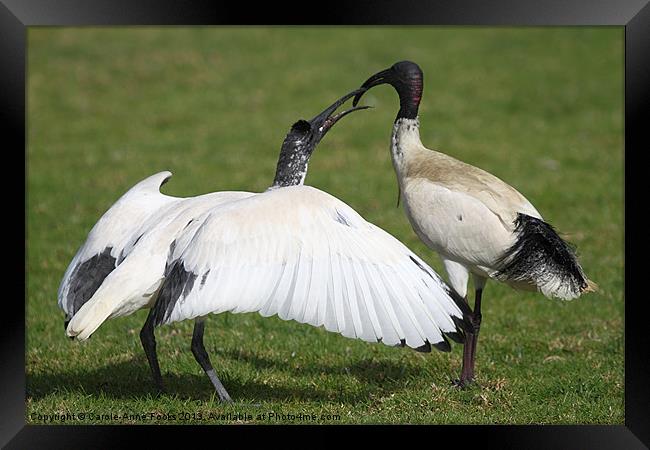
451,378,477,389
153,381,165,396
215,387,233,403
218,395,233,404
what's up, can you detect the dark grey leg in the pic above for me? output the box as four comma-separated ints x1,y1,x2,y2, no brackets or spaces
457,332,475,387
191,319,232,403
140,308,164,392
469,288,483,366
454,288,483,388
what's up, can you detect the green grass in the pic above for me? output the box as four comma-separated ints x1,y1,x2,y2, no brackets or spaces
26,27,623,424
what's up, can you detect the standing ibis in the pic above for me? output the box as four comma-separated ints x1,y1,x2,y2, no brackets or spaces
352,61,596,387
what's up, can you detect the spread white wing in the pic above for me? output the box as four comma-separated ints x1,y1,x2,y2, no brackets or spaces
153,185,470,351
58,171,180,318
65,189,256,340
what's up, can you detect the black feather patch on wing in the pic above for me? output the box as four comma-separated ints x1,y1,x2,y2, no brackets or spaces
495,213,589,297
65,247,116,315
152,259,197,327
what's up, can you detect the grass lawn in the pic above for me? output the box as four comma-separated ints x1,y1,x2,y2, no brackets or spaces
26,27,623,424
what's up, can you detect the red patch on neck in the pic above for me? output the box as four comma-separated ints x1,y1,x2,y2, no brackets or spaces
411,77,423,105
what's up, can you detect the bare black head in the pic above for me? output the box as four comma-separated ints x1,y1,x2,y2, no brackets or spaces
271,88,370,188
352,60,423,121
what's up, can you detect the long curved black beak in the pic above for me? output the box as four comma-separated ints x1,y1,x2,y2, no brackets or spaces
310,88,371,139
352,68,393,107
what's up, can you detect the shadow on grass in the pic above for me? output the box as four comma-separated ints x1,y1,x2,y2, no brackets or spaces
27,347,431,404
220,347,428,384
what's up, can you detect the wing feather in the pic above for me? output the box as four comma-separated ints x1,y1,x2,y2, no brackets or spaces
154,186,466,350
341,256,363,339
288,240,313,322
376,264,425,348
58,171,178,317
349,259,383,342
305,252,329,328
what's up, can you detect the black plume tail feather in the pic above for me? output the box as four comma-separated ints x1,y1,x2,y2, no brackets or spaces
495,213,593,300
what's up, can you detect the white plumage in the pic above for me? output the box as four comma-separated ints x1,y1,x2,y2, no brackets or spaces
58,171,178,321
59,88,469,400
353,60,595,387
62,172,253,340
153,185,465,349
396,148,542,291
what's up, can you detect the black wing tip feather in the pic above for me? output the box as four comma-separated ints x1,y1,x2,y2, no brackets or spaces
415,340,432,353
431,335,451,353
394,337,453,353
444,330,465,345
395,339,432,353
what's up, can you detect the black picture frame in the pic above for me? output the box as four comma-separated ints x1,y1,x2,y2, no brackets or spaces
6,0,647,447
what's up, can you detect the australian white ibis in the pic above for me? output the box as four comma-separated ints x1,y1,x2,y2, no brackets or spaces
59,88,471,401
139,89,472,401
352,61,596,387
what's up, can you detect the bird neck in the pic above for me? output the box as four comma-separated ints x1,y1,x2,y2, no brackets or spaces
391,117,423,179
396,96,420,121
270,143,311,189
